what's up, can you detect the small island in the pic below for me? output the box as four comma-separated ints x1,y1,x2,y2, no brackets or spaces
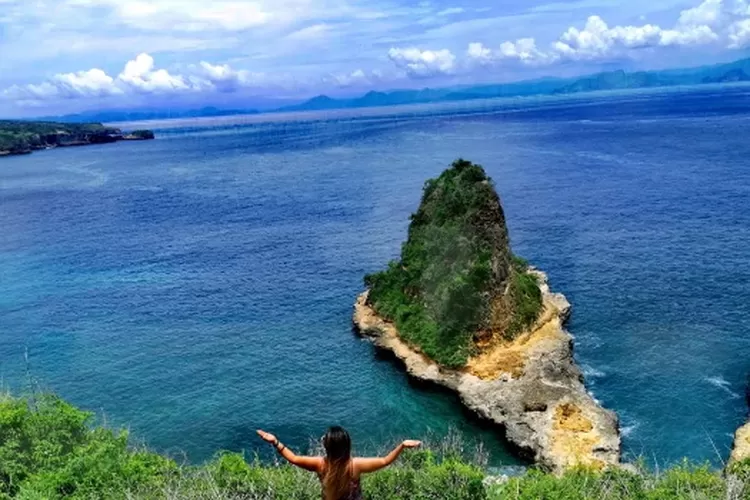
0,121,155,157
354,159,621,471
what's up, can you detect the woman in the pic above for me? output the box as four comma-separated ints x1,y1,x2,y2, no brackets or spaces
257,427,421,500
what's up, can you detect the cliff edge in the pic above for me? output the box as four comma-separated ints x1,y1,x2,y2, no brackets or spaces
354,159,620,472
730,421,750,465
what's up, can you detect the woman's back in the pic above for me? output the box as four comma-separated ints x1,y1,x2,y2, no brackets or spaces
256,427,420,500
320,460,361,500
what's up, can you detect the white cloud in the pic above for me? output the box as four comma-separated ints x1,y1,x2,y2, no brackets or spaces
464,1,732,70
466,42,493,64
52,69,122,97
187,61,271,91
64,0,274,32
736,0,750,16
678,0,724,27
552,16,707,61
387,47,456,77
728,18,750,47
436,7,464,16
498,38,555,64
3,0,750,109
1,53,274,101
118,53,189,93
285,24,331,41
660,25,719,46
325,69,382,87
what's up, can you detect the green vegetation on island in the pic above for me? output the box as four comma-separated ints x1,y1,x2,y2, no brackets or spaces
0,121,154,157
127,130,155,140
1,392,748,499
364,159,542,368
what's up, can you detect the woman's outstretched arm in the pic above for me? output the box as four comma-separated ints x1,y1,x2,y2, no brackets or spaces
257,430,323,473
353,440,422,474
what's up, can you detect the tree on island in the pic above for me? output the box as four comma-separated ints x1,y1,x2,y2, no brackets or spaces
129,130,155,140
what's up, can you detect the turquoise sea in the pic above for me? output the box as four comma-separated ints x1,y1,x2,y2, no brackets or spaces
1,85,749,467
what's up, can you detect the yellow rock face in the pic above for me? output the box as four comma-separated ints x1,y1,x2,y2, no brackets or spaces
550,402,606,470
466,293,566,380
353,269,621,473
730,422,750,465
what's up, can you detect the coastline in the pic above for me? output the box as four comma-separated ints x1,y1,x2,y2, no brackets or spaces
353,269,621,472
730,421,750,465
0,128,154,158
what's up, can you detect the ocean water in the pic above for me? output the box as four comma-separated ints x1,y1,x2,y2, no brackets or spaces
1,85,750,467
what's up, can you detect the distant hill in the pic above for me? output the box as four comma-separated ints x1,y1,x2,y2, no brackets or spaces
41,106,260,124
279,88,455,112
555,58,750,94
702,68,750,83
286,57,750,113
30,57,750,122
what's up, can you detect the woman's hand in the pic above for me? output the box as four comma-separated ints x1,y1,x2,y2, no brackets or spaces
402,440,422,448
257,430,278,444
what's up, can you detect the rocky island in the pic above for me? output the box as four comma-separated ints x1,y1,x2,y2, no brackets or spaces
0,120,154,157
353,159,621,472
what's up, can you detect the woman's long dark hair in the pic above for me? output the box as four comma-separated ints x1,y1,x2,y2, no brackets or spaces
322,426,352,500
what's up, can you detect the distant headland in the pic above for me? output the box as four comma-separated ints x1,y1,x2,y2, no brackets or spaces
0,121,154,157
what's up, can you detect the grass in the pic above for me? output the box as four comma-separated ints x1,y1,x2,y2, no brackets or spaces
1,392,748,499
365,159,544,368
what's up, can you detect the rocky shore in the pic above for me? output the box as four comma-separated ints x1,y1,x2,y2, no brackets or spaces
731,421,750,465
0,122,154,157
353,269,621,473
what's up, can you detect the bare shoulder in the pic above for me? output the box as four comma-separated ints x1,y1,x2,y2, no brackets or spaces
351,456,382,476
293,455,325,473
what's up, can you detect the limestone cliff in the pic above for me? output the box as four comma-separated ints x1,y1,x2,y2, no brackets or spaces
354,271,620,472
730,421,750,465
355,159,620,471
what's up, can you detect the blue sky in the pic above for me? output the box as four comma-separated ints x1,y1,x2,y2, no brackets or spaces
1,0,749,116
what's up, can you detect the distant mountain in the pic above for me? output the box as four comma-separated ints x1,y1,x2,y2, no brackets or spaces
279,88,455,112
556,58,750,94
31,57,750,122
286,57,750,113
41,106,260,124
702,68,750,83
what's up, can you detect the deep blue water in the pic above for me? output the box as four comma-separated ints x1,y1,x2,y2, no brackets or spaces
2,85,750,467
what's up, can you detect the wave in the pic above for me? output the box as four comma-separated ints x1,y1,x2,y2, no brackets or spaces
621,421,640,438
59,163,108,187
581,364,606,378
703,376,741,399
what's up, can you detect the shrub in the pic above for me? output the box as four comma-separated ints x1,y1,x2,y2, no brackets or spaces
129,130,155,140
2,393,748,499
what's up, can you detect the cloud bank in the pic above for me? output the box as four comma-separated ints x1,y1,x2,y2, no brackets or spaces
1,54,278,102
389,0,750,78
459,0,750,69
3,0,750,110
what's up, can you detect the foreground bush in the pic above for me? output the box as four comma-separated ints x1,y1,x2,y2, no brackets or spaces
1,393,748,499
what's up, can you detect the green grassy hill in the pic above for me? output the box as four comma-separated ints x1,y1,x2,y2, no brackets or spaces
0,392,748,499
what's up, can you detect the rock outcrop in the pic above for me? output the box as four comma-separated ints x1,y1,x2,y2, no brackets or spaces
353,269,621,472
730,421,750,465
